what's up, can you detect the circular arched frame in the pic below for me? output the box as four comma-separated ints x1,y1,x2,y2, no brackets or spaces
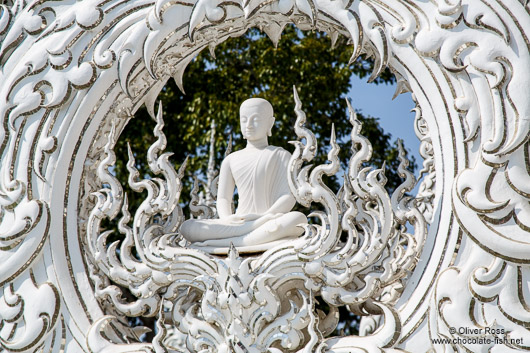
0,0,529,352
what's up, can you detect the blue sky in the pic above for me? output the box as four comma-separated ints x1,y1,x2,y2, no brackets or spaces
347,74,422,172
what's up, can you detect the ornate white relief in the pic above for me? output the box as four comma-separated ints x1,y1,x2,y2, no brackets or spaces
0,0,529,351
413,104,436,223
84,88,426,351
0,272,61,352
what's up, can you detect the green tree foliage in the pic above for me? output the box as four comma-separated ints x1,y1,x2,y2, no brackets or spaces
115,26,415,215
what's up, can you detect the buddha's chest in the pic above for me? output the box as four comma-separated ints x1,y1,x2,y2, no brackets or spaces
230,150,270,188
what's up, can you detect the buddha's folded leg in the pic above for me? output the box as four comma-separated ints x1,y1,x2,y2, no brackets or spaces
179,214,279,242
195,212,307,247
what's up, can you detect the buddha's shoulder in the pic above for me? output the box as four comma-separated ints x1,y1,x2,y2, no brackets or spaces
266,145,292,157
225,150,245,159
223,149,251,163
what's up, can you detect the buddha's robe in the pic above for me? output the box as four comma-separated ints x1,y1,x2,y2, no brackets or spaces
180,146,306,249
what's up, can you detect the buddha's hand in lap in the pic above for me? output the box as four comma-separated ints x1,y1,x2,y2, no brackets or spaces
223,213,280,224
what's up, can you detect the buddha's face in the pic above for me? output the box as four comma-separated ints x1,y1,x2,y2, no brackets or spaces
239,99,274,141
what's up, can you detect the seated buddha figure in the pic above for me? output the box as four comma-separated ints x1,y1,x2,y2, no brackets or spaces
180,98,307,253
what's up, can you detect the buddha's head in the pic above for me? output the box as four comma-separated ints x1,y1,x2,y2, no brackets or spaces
239,98,275,141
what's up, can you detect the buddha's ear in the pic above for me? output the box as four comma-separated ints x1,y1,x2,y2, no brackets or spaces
268,116,275,136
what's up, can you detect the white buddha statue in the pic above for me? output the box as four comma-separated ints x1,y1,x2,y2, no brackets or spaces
180,98,307,253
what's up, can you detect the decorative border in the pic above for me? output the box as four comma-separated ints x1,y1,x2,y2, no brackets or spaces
0,0,529,351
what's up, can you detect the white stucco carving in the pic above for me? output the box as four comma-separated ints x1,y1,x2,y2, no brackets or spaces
0,0,529,352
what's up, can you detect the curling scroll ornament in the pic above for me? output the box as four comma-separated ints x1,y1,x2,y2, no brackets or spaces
0,0,529,351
